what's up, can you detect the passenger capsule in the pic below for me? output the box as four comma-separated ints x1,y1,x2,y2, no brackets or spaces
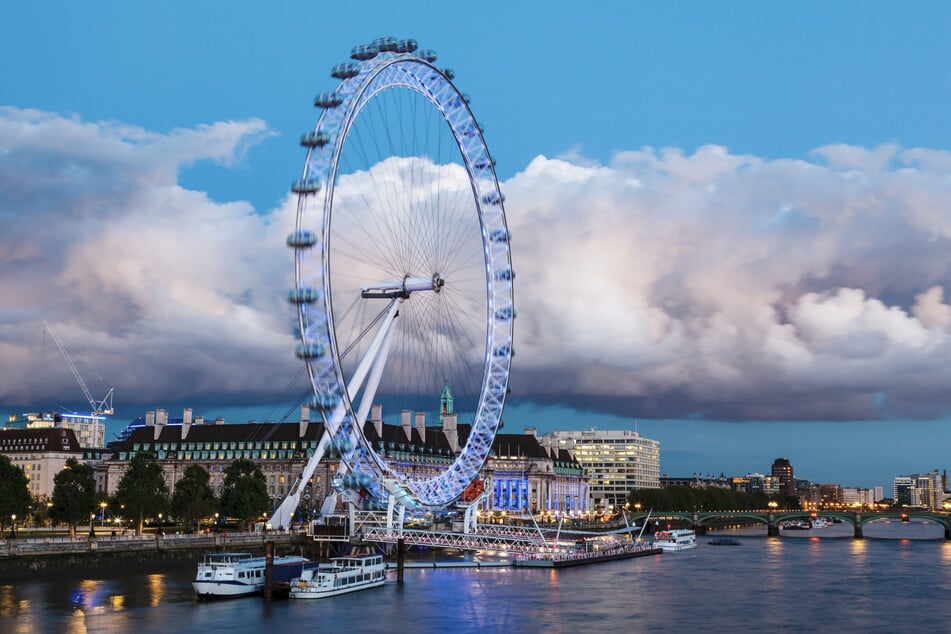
396,39,418,53
310,393,340,411
488,229,510,243
357,472,374,488
372,36,399,52
287,287,320,304
442,68,455,80
331,62,361,79
481,191,505,205
314,91,343,108
494,268,514,281
493,344,513,357
295,342,327,359
291,178,321,195
350,44,379,61
416,49,437,63
494,307,515,321
300,130,331,147
286,230,318,248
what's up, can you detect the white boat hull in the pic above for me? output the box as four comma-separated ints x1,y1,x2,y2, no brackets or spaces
290,577,385,599
192,580,262,599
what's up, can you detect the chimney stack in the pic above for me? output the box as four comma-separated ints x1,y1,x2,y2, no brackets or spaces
370,404,383,438
154,409,167,441
400,410,412,441
182,407,193,440
415,411,426,444
442,412,459,453
299,404,310,438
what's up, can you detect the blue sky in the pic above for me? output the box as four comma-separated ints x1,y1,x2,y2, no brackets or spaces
3,2,951,491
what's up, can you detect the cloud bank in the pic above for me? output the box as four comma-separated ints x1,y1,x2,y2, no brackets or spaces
506,145,951,420
3,106,951,421
0,106,298,407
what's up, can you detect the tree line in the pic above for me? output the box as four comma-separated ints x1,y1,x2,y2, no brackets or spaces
0,453,273,537
627,485,801,512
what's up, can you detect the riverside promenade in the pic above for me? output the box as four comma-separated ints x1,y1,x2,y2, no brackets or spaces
0,530,304,579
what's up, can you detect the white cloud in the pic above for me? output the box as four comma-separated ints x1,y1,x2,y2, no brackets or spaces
4,106,951,422
505,145,951,420
0,107,297,407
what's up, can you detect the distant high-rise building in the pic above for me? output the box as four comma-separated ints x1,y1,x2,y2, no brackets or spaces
771,457,795,497
5,411,106,448
539,428,660,511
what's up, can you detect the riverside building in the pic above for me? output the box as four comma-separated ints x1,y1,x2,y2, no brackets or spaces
5,411,106,449
0,427,107,498
103,395,588,518
538,428,660,511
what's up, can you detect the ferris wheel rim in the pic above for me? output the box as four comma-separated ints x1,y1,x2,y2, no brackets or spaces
291,42,514,508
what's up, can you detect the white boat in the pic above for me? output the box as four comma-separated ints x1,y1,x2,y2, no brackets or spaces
652,529,697,551
192,552,310,599
290,553,386,599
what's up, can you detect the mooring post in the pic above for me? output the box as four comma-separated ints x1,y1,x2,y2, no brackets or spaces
264,539,275,599
397,537,405,584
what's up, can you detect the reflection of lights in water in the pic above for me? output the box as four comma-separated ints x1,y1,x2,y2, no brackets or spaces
147,574,164,606
0,585,16,617
942,542,951,564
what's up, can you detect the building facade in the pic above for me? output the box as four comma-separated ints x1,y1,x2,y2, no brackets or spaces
539,428,660,511
771,458,795,497
102,401,589,520
0,427,103,499
893,470,947,509
5,411,106,449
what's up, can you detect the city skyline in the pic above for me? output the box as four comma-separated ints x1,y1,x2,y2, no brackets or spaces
3,3,951,492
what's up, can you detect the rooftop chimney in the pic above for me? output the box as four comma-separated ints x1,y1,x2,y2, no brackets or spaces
442,412,459,453
400,409,412,441
415,411,426,444
370,404,383,438
182,407,193,440
299,404,310,438
154,409,167,441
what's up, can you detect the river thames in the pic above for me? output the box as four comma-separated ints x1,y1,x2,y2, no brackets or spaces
2,520,949,633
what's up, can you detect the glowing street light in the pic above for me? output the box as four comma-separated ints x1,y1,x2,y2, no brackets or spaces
100,502,107,527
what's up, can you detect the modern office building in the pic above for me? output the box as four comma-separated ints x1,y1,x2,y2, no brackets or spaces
538,428,660,511
5,411,106,449
771,457,795,497
893,470,946,509
0,427,107,499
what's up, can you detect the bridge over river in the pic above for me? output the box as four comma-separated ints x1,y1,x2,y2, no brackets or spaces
628,510,951,539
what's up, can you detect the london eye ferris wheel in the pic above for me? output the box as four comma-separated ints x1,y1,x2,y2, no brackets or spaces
270,37,514,526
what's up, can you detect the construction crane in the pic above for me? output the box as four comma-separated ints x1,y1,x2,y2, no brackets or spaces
43,321,114,417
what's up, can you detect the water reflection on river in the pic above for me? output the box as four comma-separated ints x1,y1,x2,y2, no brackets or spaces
1,520,948,633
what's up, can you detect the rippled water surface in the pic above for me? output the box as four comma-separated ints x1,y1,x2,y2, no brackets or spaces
2,520,949,633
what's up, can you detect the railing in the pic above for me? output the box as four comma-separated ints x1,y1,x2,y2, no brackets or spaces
0,531,301,558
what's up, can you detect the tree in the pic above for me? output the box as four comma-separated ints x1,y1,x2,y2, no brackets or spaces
219,459,270,532
171,464,218,533
114,453,169,536
0,455,31,536
49,458,97,538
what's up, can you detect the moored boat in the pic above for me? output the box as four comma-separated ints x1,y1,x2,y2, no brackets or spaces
289,553,386,599
192,552,310,599
514,538,661,568
652,529,697,551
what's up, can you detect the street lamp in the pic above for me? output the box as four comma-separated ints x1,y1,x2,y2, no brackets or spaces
100,502,107,527
10,514,16,538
